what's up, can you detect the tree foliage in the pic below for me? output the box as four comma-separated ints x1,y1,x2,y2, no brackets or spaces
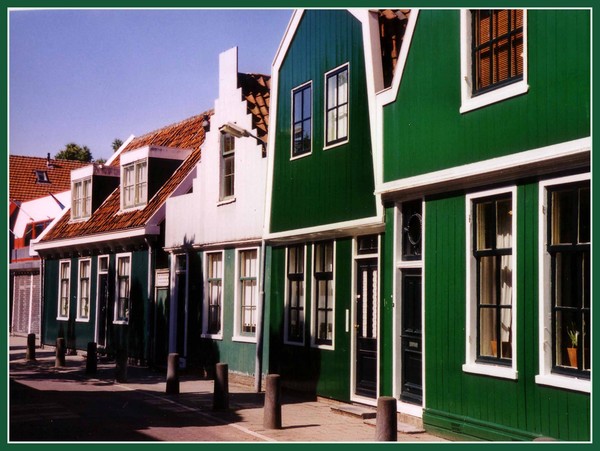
112,138,123,152
55,143,93,162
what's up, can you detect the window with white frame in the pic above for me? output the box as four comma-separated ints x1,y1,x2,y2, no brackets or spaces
537,176,590,390
77,258,91,321
464,188,517,379
220,134,235,200
314,241,334,346
72,178,92,220
292,82,312,158
58,260,71,320
285,245,305,344
237,249,258,338
122,159,147,209
115,254,131,323
460,9,527,113
325,64,349,147
205,252,223,336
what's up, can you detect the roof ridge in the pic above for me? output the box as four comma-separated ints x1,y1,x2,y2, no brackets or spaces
131,110,213,143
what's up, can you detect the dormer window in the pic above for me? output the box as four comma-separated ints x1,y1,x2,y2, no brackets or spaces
122,159,148,209
35,170,50,183
72,177,92,220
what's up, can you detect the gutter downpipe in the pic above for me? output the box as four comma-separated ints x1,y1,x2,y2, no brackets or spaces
254,239,266,393
145,237,155,366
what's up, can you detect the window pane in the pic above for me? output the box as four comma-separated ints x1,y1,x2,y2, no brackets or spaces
554,252,578,308
496,199,512,249
327,110,337,143
479,256,497,305
338,70,348,104
303,87,311,118
294,90,303,120
476,201,495,250
579,187,590,243
327,75,337,108
551,189,576,245
555,310,578,368
480,307,497,357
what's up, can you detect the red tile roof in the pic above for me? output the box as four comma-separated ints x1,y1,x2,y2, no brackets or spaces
239,73,270,140
9,155,88,203
40,113,208,243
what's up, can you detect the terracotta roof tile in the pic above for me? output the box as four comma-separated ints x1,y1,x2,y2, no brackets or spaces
39,113,208,244
239,73,270,140
9,155,88,202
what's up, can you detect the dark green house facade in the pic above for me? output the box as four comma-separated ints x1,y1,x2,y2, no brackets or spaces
265,9,389,404
376,9,590,440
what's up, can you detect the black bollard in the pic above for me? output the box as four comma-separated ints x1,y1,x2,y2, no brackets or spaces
375,396,398,441
26,333,36,361
213,363,229,410
166,353,180,394
55,337,66,367
115,348,128,383
263,374,282,429
86,342,97,374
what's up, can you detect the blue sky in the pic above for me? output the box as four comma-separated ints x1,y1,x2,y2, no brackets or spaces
9,8,292,162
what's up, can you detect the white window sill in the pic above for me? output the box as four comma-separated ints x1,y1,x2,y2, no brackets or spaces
201,333,223,340
311,343,334,351
76,318,90,323
290,151,312,161
462,362,518,380
460,81,529,114
217,197,236,207
56,317,69,321
113,320,129,325
535,374,591,394
323,138,348,151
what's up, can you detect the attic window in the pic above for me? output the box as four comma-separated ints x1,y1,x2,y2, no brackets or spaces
122,159,148,209
34,170,50,183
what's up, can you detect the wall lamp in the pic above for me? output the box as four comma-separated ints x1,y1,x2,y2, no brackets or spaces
219,122,267,158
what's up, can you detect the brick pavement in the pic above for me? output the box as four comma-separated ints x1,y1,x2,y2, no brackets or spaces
8,334,448,443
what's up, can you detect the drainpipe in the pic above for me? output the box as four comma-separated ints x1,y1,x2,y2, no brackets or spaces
254,239,267,393
145,237,155,365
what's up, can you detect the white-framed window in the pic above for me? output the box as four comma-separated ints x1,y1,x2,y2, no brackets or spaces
122,159,148,209
220,134,235,201
313,240,335,349
291,81,312,159
460,9,528,113
324,63,349,148
114,253,131,324
76,258,91,321
464,187,517,380
285,244,306,345
203,251,224,338
536,174,590,393
57,259,71,320
234,248,259,341
72,177,92,220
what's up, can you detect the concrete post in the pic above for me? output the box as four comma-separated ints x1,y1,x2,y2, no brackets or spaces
166,353,180,394
263,374,282,429
55,337,66,367
212,363,229,410
26,333,36,361
86,342,97,374
375,396,398,441
115,348,128,383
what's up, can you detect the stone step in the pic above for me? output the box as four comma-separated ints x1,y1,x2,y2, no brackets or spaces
363,418,425,434
330,404,377,420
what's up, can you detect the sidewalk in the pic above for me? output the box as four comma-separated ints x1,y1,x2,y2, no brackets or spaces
9,334,448,443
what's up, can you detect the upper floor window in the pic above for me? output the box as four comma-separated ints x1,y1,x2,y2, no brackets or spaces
460,9,528,113
464,188,517,380
122,159,147,209
34,170,50,183
325,64,349,148
220,134,235,200
72,178,92,220
292,82,312,158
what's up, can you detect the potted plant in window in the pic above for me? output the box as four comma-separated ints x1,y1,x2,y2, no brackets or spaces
567,324,579,368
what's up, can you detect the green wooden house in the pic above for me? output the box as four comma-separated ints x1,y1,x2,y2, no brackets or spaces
376,9,591,440
264,9,411,405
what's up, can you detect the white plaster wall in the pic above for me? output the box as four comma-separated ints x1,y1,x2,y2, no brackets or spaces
13,191,71,238
165,46,267,249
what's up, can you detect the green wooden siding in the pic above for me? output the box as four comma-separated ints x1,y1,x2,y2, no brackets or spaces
267,239,353,400
383,9,590,182
422,185,590,440
270,10,376,233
